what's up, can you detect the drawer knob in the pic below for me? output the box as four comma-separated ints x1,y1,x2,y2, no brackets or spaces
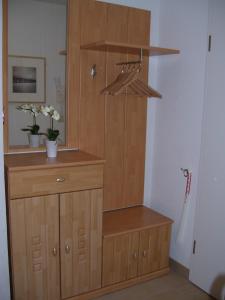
65,244,71,254
52,247,57,256
143,250,147,258
56,177,65,183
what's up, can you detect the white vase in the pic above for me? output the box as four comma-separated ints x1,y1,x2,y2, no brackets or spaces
29,134,40,147
46,140,58,158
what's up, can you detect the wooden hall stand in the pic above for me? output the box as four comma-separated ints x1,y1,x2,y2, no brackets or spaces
4,0,178,299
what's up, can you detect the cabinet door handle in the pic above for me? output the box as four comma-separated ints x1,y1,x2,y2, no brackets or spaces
56,177,65,183
133,252,137,260
65,244,71,254
52,247,57,256
143,250,147,258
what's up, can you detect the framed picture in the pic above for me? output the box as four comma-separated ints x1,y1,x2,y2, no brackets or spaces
8,55,46,103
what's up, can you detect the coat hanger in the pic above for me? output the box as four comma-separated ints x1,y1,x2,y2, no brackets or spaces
101,49,162,98
101,64,139,95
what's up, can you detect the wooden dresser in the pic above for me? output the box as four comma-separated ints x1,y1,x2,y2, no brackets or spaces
5,150,104,300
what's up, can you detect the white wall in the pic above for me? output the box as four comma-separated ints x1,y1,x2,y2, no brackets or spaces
0,0,11,297
8,0,66,146
149,0,209,267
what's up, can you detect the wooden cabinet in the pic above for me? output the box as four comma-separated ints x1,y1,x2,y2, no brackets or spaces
5,151,104,300
5,154,173,300
10,195,60,300
102,226,171,287
102,207,172,287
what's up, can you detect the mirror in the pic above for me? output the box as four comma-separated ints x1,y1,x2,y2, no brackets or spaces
7,0,67,148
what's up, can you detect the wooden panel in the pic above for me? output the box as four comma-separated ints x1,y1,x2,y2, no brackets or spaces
45,195,60,300
123,96,147,206
138,224,171,276
9,164,103,199
79,0,107,157
158,224,171,269
102,237,114,287
60,189,102,298
10,199,28,300
60,192,73,299
102,234,129,287
104,4,128,210
10,195,60,300
21,196,48,300
60,191,90,298
102,231,139,287
90,189,103,290
72,191,91,295
127,231,139,279
104,95,125,210
123,8,150,207
103,206,173,238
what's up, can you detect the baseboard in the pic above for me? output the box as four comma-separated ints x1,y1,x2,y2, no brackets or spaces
170,258,189,279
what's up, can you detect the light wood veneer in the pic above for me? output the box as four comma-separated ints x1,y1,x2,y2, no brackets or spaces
102,206,173,288
81,40,180,56
8,164,103,199
103,206,173,238
4,150,104,171
6,150,104,300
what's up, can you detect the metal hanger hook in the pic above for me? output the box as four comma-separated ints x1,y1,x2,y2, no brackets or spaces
180,168,189,178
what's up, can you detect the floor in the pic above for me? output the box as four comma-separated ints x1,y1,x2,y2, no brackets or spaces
96,271,213,300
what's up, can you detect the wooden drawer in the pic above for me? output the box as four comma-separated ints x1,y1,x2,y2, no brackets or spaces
8,164,104,199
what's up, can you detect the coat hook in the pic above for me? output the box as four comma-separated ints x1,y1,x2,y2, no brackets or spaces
181,168,189,178
90,64,97,78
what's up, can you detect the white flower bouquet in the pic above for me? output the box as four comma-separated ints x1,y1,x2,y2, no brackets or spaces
17,104,41,135
41,105,60,141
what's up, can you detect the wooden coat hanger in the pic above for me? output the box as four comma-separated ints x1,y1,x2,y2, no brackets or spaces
101,64,139,95
101,49,162,98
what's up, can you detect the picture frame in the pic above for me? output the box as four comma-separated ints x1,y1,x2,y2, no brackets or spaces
8,55,46,103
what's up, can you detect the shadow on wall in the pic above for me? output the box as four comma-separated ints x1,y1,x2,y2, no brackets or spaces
210,274,225,300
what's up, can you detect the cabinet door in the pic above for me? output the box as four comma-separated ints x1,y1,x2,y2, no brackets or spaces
102,232,139,287
138,225,171,276
10,195,60,300
60,189,102,298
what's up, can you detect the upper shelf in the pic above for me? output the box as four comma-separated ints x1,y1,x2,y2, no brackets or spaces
80,40,180,56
